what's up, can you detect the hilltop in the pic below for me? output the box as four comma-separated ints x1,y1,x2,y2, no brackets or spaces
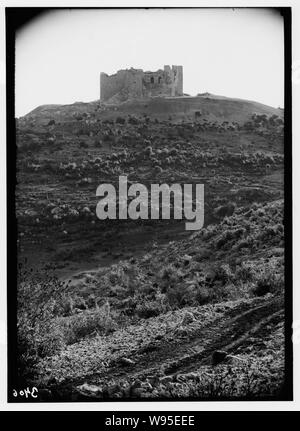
20,94,283,126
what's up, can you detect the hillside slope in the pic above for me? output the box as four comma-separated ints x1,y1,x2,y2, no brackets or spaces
21,94,283,126
20,200,285,400
16,94,287,401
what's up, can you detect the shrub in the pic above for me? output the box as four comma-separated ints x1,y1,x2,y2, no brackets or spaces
135,301,163,318
166,284,187,307
157,265,183,293
116,117,126,125
17,264,71,375
214,202,236,218
235,261,257,282
214,264,234,285
61,306,116,344
195,285,211,305
128,116,139,125
253,271,283,297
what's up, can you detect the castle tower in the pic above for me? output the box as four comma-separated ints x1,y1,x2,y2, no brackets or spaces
172,65,183,96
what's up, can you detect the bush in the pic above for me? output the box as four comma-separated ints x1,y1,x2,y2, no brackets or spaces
135,301,163,318
17,265,70,375
214,202,236,218
253,271,283,297
61,306,116,344
195,286,211,305
166,284,187,307
116,117,126,125
214,264,234,285
128,116,139,125
235,261,257,282
157,265,183,293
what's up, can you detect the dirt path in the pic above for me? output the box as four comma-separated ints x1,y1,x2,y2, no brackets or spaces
50,295,283,400
101,295,283,379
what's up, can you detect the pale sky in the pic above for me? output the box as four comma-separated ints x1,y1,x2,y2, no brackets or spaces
15,8,284,117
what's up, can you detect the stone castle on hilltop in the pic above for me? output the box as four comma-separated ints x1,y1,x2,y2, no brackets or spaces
100,65,183,102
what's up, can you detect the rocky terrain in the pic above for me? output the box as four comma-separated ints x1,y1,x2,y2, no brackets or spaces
15,94,286,401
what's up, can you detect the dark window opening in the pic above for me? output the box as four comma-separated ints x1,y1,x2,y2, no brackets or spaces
158,76,162,84
150,77,154,84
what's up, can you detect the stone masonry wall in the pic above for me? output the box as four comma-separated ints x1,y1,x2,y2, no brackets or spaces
100,65,183,102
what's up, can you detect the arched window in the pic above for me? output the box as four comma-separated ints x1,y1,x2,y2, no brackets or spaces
150,77,154,84
158,76,162,84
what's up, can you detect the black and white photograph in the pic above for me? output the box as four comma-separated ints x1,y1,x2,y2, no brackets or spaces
5,6,292,404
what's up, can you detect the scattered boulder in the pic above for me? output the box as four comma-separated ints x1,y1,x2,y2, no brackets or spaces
224,354,246,365
76,383,102,397
183,372,199,380
24,209,38,217
141,381,153,391
131,379,142,389
159,375,173,384
182,254,192,266
118,357,135,367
